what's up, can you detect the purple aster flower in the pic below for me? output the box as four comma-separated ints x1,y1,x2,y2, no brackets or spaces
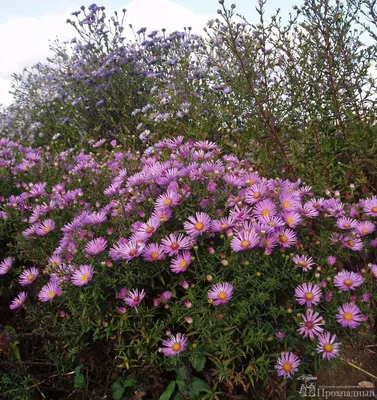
245,183,267,204
161,233,191,256
124,289,145,307
336,303,363,328
19,267,39,286
292,255,315,272
327,256,337,266
231,229,259,252
36,219,55,236
170,251,192,273
355,221,375,236
295,283,322,307
297,310,324,339
334,270,364,291
208,282,233,306
336,217,357,230
71,265,94,286
38,281,62,302
160,291,172,301
363,196,377,217
341,236,364,251
276,331,285,341
10,292,27,310
142,243,165,261
275,352,301,379
85,237,107,255
184,212,211,237
161,333,187,356
151,207,173,222
0,257,12,275
283,211,302,228
117,287,129,299
317,332,341,360
253,199,276,219
279,191,301,211
155,191,180,209
276,229,297,248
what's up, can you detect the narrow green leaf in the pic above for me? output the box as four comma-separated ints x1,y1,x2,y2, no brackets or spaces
159,381,176,400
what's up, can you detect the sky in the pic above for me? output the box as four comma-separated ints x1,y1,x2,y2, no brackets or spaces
0,0,294,105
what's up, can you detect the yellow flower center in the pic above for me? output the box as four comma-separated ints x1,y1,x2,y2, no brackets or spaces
27,274,35,281
343,223,350,228
44,226,51,233
81,273,88,282
372,207,377,213
220,223,228,229
241,240,250,248
280,235,288,243
146,226,154,234
172,343,181,352
300,262,308,268
287,217,294,225
164,198,172,206
282,363,292,372
283,201,290,209
344,312,353,321
218,292,227,300
47,290,55,299
159,214,167,221
179,260,187,269
171,243,179,250
246,179,255,185
261,209,270,216
361,228,369,234
344,279,353,287
346,240,355,247
324,344,333,352
129,250,137,257
305,293,314,301
151,252,159,259
254,192,261,199
195,222,204,231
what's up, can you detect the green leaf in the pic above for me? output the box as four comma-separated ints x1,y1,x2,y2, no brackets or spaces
124,378,137,389
176,379,185,392
74,366,85,389
111,378,125,400
189,377,209,399
175,366,188,381
190,353,206,372
159,381,176,400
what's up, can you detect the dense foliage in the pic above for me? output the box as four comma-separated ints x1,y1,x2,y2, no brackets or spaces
1,0,377,399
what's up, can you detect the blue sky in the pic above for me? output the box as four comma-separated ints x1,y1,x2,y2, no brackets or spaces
0,0,290,24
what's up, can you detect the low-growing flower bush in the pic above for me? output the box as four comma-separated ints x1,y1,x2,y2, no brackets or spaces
0,136,376,397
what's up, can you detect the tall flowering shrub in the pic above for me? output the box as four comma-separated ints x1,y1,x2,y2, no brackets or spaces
0,137,376,396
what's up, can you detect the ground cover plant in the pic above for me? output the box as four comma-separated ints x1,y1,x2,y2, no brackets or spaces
0,136,377,398
0,0,377,398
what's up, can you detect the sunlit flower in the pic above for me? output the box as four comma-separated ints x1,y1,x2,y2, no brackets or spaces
19,267,39,286
336,303,363,328
275,352,301,379
208,282,233,306
317,332,341,360
295,283,322,307
334,270,364,291
71,265,94,286
161,333,187,356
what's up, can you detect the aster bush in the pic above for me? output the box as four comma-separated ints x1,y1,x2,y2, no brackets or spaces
1,136,377,398
1,0,377,193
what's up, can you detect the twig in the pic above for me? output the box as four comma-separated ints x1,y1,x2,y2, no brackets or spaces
340,357,377,381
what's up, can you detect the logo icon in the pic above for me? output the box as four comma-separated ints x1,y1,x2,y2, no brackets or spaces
297,374,318,397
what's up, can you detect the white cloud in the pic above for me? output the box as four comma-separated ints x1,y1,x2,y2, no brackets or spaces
0,0,213,106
